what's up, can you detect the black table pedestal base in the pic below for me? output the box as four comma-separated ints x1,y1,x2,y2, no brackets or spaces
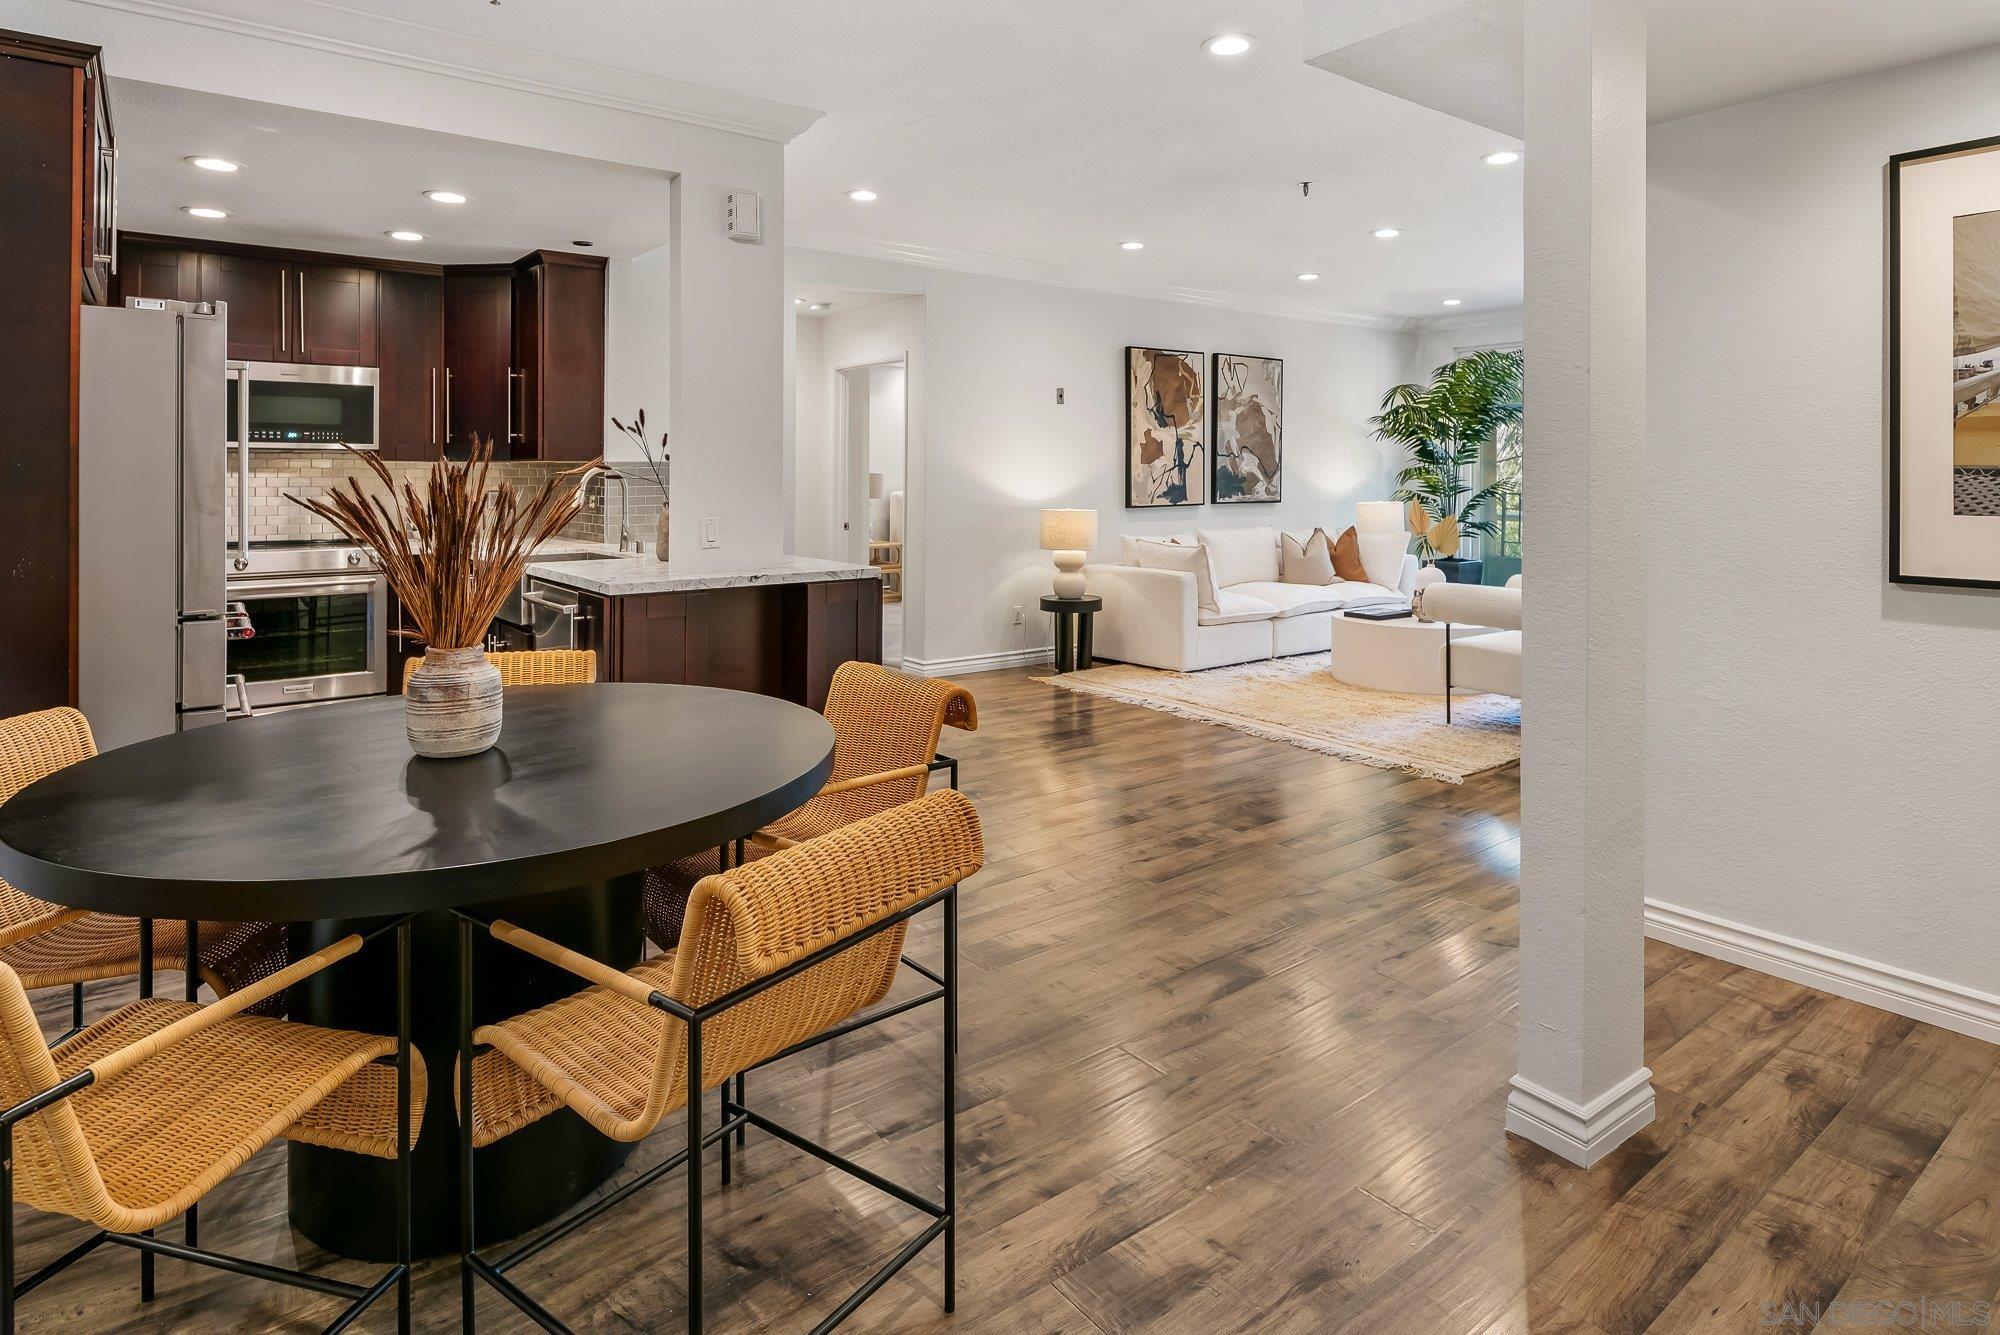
288,875,644,1261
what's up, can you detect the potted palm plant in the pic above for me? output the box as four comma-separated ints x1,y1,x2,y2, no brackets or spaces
1369,348,1522,584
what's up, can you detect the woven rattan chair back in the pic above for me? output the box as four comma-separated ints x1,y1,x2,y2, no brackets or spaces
402,649,597,689
493,789,982,1144
0,709,96,949
0,963,116,1227
812,662,976,829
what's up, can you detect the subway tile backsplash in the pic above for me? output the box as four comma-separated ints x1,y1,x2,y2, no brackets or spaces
228,451,666,547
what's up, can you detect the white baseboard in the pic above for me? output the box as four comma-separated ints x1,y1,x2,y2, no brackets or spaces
901,647,1054,677
1505,1067,1656,1168
1645,899,2000,1045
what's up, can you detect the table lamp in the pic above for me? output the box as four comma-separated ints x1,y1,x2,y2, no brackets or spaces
1039,508,1098,599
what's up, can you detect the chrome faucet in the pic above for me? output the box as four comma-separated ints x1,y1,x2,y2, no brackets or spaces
578,466,637,554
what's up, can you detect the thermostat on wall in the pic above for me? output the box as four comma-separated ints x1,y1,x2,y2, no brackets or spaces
726,191,762,244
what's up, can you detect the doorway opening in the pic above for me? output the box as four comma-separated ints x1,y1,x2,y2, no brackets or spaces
833,359,907,665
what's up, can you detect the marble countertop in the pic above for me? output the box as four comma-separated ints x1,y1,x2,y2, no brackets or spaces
522,550,882,596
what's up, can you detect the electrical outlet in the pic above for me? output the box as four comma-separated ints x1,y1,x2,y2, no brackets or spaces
701,516,721,549
1056,388,1065,404
1012,605,1023,626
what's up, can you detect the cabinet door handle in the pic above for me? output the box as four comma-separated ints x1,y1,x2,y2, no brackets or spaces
444,367,453,446
298,271,307,349
279,269,288,353
428,367,438,450
506,368,519,444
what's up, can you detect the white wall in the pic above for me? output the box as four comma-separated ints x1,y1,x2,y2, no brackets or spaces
869,365,907,542
792,315,828,556
604,243,673,464
1648,45,2000,1030
1410,309,1524,377
918,268,1416,669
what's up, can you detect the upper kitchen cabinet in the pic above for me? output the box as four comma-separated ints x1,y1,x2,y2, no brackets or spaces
512,250,607,462
117,241,199,303
79,52,115,307
295,263,378,367
443,267,513,456
195,249,288,361
377,268,444,460
0,30,110,714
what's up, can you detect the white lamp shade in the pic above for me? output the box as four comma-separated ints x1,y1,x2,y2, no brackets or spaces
1039,508,1098,551
868,472,885,500
1355,500,1406,534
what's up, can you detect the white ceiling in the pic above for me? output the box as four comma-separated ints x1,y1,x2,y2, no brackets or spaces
794,286,916,318
105,1,2000,321
1309,0,2000,137
113,80,673,265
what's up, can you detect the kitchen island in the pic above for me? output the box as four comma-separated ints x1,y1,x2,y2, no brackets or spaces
517,553,883,710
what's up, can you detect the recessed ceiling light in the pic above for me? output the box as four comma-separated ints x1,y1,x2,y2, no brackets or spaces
1297,272,1320,282
425,190,468,204
1372,227,1401,239
847,189,878,202
1204,34,1253,56
1120,240,1146,251
386,230,425,242
1442,298,1463,306
1482,150,1522,166
794,297,805,305
182,206,229,219
810,303,830,312
186,156,239,173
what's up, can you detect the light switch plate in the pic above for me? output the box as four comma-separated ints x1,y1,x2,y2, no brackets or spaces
701,516,721,549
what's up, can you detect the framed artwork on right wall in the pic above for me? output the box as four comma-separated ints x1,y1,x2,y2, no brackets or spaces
1890,133,2000,587
1212,353,1283,503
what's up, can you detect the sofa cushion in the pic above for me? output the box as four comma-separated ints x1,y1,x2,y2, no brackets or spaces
1326,581,1402,604
1134,539,1219,613
1117,532,1196,564
1450,630,1523,697
1197,525,1279,588
1328,526,1369,582
1227,581,1343,618
1198,589,1279,626
1279,530,1335,585
1356,532,1407,590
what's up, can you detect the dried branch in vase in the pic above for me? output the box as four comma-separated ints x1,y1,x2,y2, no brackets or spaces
288,437,599,650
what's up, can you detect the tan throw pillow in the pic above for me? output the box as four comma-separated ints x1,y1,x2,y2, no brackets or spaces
1280,530,1335,585
1134,538,1220,613
1327,526,1369,582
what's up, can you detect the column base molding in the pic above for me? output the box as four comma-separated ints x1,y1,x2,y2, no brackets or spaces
1505,1066,1655,1168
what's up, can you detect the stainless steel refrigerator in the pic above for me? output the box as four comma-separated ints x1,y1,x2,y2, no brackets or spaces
78,299,229,749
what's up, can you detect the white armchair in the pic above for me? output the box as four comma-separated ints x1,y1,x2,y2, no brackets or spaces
1411,576,1522,721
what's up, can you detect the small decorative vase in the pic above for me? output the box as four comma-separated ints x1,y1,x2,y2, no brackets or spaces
655,504,669,563
404,646,503,759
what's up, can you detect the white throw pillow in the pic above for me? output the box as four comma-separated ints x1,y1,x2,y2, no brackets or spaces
1196,525,1279,588
1279,530,1335,585
1134,539,1220,613
1355,532,1406,590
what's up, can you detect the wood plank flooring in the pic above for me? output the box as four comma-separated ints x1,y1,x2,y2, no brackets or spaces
17,667,2000,1332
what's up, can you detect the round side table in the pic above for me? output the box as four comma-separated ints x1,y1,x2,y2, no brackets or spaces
1040,594,1103,673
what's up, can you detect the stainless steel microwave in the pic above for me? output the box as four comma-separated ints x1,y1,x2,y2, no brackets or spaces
226,361,379,450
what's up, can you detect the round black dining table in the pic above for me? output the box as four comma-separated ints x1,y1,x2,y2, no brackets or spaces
0,684,835,1260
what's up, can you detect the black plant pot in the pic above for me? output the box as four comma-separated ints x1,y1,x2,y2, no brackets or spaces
1431,557,1484,584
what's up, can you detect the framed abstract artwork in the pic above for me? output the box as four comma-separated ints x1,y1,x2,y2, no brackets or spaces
1212,353,1283,503
1890,133,2000,587
1126,346,1206,507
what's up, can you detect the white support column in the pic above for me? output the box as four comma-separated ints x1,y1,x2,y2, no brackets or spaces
669,167,788,572
1507,0,1654,1168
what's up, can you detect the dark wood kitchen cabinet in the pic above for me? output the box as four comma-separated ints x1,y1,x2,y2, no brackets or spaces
0,29,110,714
196,250,288,361
606,580,881,710
444,267,513,456
377,268,444,459
512,251,607,461
295,263,378,366
118,240,199,302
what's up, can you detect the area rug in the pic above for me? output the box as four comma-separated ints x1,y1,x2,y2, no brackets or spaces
1037,657,1519,783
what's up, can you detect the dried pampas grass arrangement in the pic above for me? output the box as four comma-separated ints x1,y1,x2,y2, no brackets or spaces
290,437,599,650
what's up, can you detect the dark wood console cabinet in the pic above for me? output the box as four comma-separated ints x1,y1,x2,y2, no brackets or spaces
605,580,882,711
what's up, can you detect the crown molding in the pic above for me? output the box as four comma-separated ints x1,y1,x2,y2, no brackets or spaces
788,226,1421,333
1411,303,1525,335
74,0,823,143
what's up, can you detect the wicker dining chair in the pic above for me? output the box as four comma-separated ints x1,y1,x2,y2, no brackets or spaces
641,661,977,951
0,708,289,1030
401,649,598,689
0,920,423,1334
455,788,983,1335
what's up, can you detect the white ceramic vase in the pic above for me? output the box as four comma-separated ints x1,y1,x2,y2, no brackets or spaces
404,646,503,758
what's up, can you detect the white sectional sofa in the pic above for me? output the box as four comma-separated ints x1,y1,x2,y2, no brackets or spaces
1085,522,1419,672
